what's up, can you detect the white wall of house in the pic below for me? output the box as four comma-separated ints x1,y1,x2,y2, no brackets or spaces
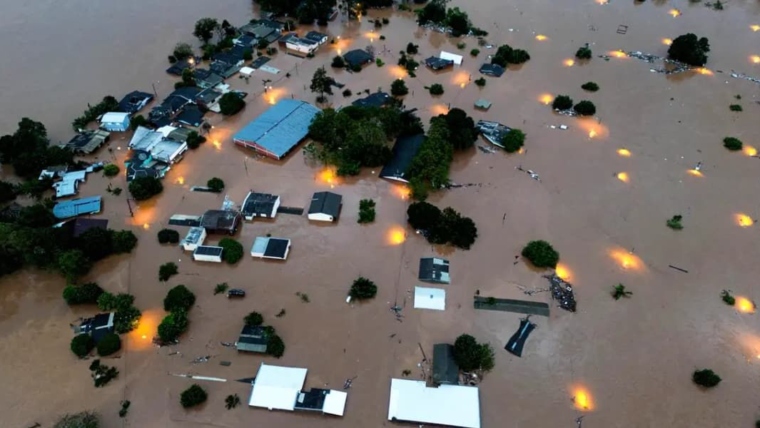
307,212,334,222
100,112,131,132
193,246,223,262
286,40,318,54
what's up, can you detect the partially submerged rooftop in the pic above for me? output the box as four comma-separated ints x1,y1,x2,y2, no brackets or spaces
251,237,291,260
233,100,320,160
235,324,268,353
379,134,425,183
241,192,280,220
64,130,110,154
419,257,450,284
433,344,459,385
248,363,347,416
200,210,242,234
388,379,480,428
351,92,392,108
53,196,102,219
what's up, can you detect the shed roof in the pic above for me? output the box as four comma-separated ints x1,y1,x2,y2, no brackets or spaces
425,56,455,70
249,363,308,410
53,196,102,219
440,51,464,65
194,245,223,256
101,112,129,123
308,192,342,218
388,379,480,428
479,63,505,77
351,92,391,108
379,134,424,183
242,192,279,217
414,286,446,311
201,210,242,232
419,257,450,284
233,100,320,159
433,344,459,385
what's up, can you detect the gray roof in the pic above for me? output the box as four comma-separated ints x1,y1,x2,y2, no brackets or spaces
351,92,391,108
479,63,505,77
194,245,223,256
474,99,492,110
379,134,425,182
343,49,373,67
432,344,459,385
265,238,290,258
242,192,279,217
201,210,242,233
233,100,320,159
236,324,268,353
425,56,454,70
308,191,342,218
419,257,450,284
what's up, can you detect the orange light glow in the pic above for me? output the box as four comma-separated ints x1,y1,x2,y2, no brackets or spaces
610,249,644,271
142,223,150,230
662,38,673,46
175,176,185,185
555,263,572,281
687,169,704,177
518,147,525,154
617,148,631,157
128,309,161,350
752,25,760,32
576,118,609,139
736,214,754,227
588,130,597,139
571,386,595,411
595,0,608,4
668,9,681,18
616,172,629,183
389,66,408,79
751,55,760,64
539,94,553,105
212,140,221,150
736,297,756,313
391,184,411,200
744,145,758,156
317,167,339,187
431,104,449,116
695,68,713,76
460,82,466,88
563,59,575,67
535,34,547,41
387,226,406,245
609,50,627,58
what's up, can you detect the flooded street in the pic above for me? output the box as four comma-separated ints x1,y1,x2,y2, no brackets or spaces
2,0,760,427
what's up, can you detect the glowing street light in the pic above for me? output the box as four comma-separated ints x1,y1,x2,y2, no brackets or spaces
616,172,630,183
662,38,673,46
736,297,756,313
563,59,575,67
751,25,760,32
535,34,548,41
669,9,681,18
751,55,760,64
617,148,631,157
736,214,754,227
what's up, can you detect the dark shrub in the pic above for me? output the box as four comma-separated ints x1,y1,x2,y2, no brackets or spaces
668,33,710,66
128,176,163,201
97,332,122,356
332,55,345,68
218,238,244,264
207,177,224,192
581,82,599,92
692,369,721,388
267,334,286,358
573,100,596,116
501,129,525,153
244,311,263,326
63,282,104,305
111,230,137,254
453,334,495,372
575,46,592,60
157,229,180,244
159,262,178,282
157,309,189,342
407,201,442,231
723,137,742,151
71,334,95,358
180,384,208,408
521,240,560,268
391,79,409,96
349,277,378,300
429,84,444,95
103,164,119,177
163,285,196,312
552,95,573,110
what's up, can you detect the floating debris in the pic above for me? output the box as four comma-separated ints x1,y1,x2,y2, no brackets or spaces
191,355,211,364
544,273,577,312
516,165,541,182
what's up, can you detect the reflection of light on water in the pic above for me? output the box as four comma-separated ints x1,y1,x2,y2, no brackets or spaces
391,184,411,200
662,38,673,46
576,119,609,139
616,172,629,183
563,59,575,67
318,167,339,187
743,145,757,156
431,104,449,116
751,55,760,64
669,9,681,18
610,248,644,270
610,50,627,58
142,223,150,230
387,226,406,245
736,297,756,313
535,34,547,41
518,147,525,154
736,214,754,227
389,66,408,79
555,263,572,281
539,94,553,105
687,169,704,177
213,140,221,150
175,176,184,185
128,309,161,350
695,68,713,76
588,130,597,139
617,148,631,157
752,25,760,32
571,385,595,411
459,82,466,88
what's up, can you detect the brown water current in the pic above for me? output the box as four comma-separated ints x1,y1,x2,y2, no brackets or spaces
2,0,760,426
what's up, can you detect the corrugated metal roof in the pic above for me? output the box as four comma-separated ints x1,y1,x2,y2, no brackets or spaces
53,196,102,219
234,100,319,159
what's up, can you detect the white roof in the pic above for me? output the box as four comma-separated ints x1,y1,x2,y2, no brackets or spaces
101,112,129,123
388,379,480,428
129,126,164,151
182,227,206,245
53,180,78,198
240,66,255,77
414,286,446,310
440,51,463,65
322,390,348,416
156,125,177,137
249,363,308,411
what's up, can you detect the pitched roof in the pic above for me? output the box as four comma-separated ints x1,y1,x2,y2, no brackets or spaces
304,31,328,43
388,379,480,428
343,49,373,67
200,210,242,232
425,56,454,70
379,134,425,182
242,192,279,217
72,218,109,238
118,91,154,114
166,59,193,76
236,325,268,352
308,191,342,217
432,344,459,385
249,363,308,410
233,100,320,159
419,257,450,284
479,63,505,77
65,130,110,154
53,196,102,219
176,105,205,127
351,92,391,108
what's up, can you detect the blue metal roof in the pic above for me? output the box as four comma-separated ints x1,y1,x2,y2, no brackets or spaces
53,196,103,219
233,100,320,159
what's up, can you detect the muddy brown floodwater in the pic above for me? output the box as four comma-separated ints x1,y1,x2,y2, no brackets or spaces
2,0,760,426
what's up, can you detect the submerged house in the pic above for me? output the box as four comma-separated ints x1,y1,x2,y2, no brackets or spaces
53,196,102,219
64,130,110,155
233,100,320,160
425,56,455,71
193,245,224,263
148,88,199,127
235,324,268,353
181,226,207,251
379,134,424,183
251,237,291,260
200,210,243,235
307,191,342,222
343,49,374,69
74,312,115,343
479,63,505,77
100,112,130,132
351,92,392,108
241,192,280,220
249,363,348,416
193,69,224,89
432,344,459,385
118,91,154,114
419,257,451,284
387,379,480,428
475,120,512,148
125,150,169,182
285,37,321,55
128,126,188,164
414,286,446,311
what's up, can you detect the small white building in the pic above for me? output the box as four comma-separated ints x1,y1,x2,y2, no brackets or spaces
440,51,464,66
181,227,207,251
240,66,255,78
52,170,87,198
100,112,131,132
251,237,291,260
414,286,446,311
307,191,342,222
241,192,280,221
388,379,480,428
193,245,223,263
129,126,188,164
286,38,320,55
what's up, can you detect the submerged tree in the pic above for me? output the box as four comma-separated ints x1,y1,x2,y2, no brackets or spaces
310,67,333,103
612,284,633,300
53,411,100,428
692,369,721,388
668,33,710,66
350,277,378,300
501,129,525,153
666,215,683,230
453,334,495,372
521,240,559,268
552,95,574,111
193,18,219,44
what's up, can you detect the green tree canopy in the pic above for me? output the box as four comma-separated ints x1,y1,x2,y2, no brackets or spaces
552,95,573,110
668,33,710,66
218,238,244,264
158,229,180,244
349,277,378,300
245,311,264,326
453,334,495,372
180,384,208,408
76,227,113,262
158,309,189,342
310,67,334,100
111,230,137,254
439,108,477,151
521,240,560,268
58,250,92,282
391,79,409,96
96,333,122,356
573,101,596,116
219,92,245,116
266,334,286,358
575,46,592,60
407,201,442,230
186,131,206,149
501,129,525,153
128,176,163,201
53,411,100,428
103,164,120,177
159,262,178,282
71,334,95,358
164,285,196,312
207,177,225,192
63,282,104,305
193,18,219,44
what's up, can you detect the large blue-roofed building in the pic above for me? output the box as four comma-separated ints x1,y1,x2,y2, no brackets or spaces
233,100,320,160
53,196,102,219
